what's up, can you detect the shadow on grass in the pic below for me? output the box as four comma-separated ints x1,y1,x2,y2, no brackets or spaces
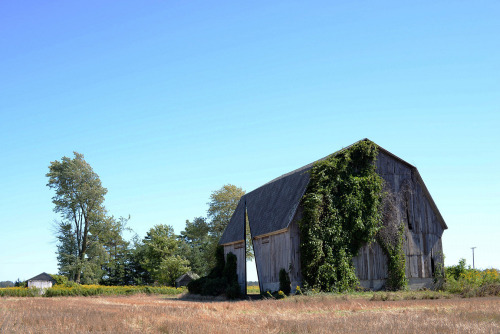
166,292,263,303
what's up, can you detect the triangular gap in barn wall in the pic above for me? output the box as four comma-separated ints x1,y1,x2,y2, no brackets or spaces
245,205,261,295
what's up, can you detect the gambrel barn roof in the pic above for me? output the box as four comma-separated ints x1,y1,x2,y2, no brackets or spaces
220,139,447,245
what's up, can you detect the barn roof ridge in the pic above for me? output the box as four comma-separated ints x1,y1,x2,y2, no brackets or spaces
257,138,370,189
219,139,446,245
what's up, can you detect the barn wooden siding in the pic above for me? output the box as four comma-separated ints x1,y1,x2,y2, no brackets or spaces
223,240,246,293
252,217,302,292
353,151,445,289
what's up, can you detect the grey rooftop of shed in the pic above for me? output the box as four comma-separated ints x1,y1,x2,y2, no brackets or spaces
27,272,55,282
175,272,199,283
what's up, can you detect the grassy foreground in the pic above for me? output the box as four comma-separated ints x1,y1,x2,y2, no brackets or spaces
1,292,499,333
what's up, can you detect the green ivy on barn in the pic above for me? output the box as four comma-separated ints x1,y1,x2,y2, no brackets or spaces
299,140,385,292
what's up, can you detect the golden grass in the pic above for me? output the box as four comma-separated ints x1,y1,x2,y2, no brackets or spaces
1,294,499,333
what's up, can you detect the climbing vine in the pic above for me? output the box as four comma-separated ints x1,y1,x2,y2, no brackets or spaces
376,217,407,290
376,185,408,290
299,140,409,291
299,140,384,292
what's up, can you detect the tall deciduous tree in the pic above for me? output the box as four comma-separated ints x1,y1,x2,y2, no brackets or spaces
47,152,107,283
207,184,245,240
206,184,253,260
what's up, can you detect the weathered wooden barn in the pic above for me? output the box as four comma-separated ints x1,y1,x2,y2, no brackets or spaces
219,139,447,292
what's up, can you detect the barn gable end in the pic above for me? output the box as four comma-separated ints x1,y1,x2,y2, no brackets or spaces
353,149,446,290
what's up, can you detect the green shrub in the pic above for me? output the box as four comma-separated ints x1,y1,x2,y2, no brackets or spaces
14,279,27,288
208,246,226,278
262,290,287,299
446,258,467,281
224,253,238,284
188,250,241,298
203,277,228,296
226,281,241,299
43,285,185,297
443,266,500,297
279,269,291,295
0,287,40,297
187,276,207,295
50,274,68,286
0,285,182,298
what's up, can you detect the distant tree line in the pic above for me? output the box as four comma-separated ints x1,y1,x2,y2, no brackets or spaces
0,281,14,288
47,152,245,286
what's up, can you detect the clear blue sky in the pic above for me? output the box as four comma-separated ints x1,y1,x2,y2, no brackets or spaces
1,1,498,282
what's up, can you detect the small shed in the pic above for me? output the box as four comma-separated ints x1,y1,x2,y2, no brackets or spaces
27,272,56,289
175,272,199,287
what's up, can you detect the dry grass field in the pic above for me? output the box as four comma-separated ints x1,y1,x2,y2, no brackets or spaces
1,293,499,333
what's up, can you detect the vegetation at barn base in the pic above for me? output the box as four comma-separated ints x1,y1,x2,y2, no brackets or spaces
261,274,290,299
376,226,407,291
187,246,241,299
279,268,291,295
299,140,385,292
2,261,498,300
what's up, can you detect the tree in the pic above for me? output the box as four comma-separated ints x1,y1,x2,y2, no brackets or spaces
93,216,131,285
54,220,79,281
139,224,190,286
179,217,211,276
0,281,14,288
123,235,154,285
207,184,245,239
206,184,253,260
47,152,107,283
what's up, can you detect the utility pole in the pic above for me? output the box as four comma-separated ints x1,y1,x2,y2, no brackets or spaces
471,247,476,269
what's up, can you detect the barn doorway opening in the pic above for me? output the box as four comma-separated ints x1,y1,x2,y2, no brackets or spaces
246,209,260,295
